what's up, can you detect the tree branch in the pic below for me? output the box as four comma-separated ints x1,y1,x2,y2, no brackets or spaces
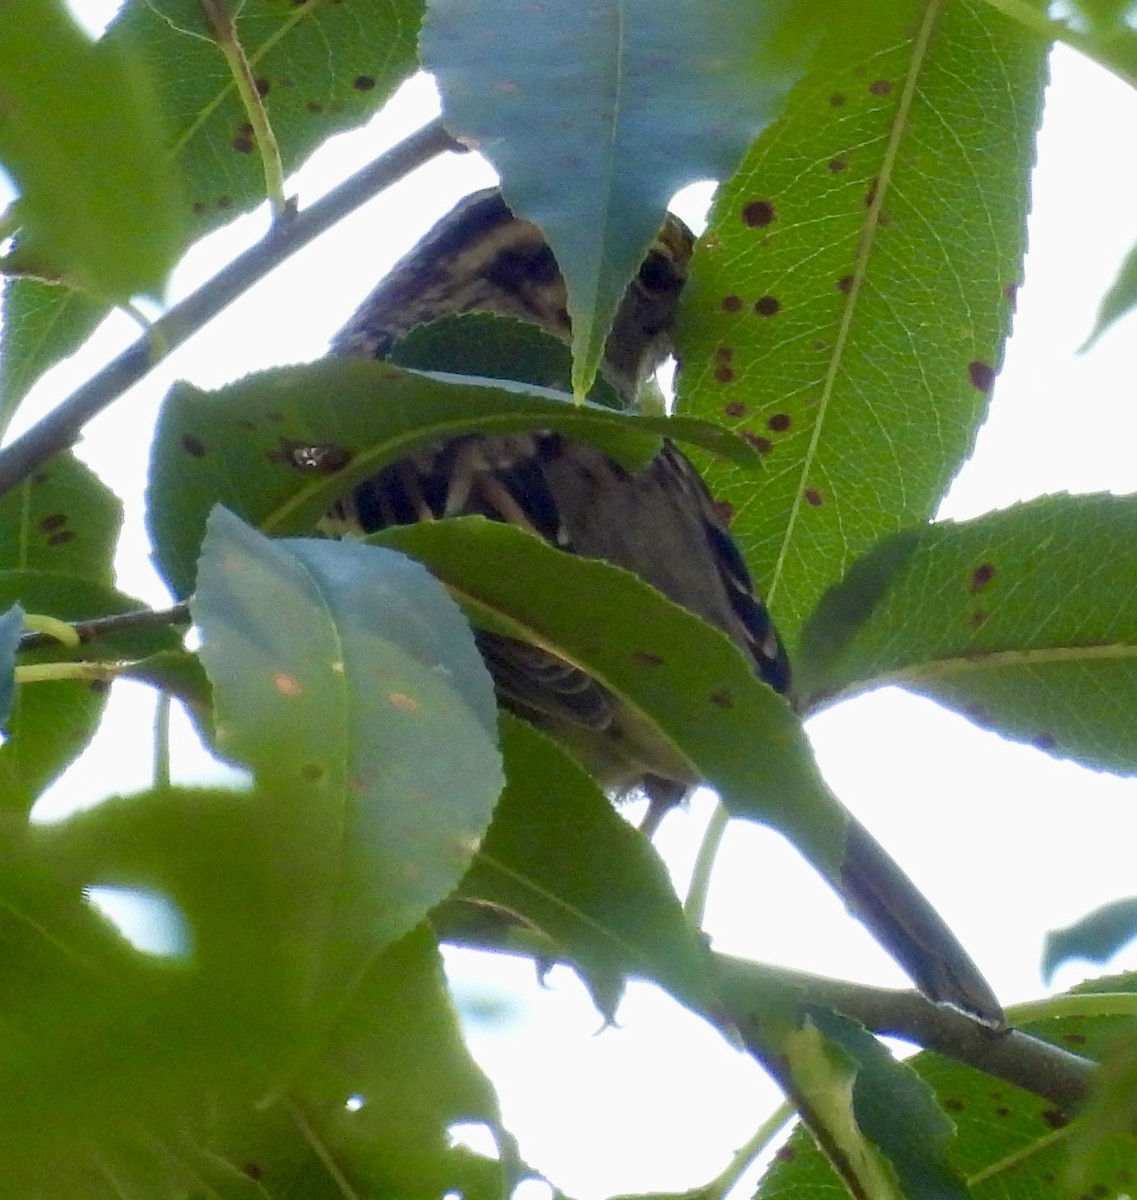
435,911,1094,1113
0,117,463,499
714,955,1094,1114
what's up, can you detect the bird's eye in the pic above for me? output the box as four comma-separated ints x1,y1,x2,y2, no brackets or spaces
637,248,685,296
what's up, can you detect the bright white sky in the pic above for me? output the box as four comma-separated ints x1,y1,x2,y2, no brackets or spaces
7,24,1137,1199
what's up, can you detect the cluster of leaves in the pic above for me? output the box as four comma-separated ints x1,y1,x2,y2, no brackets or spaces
4,0,1137,1198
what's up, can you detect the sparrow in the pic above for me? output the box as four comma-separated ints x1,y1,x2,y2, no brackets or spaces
324,187,1002,1025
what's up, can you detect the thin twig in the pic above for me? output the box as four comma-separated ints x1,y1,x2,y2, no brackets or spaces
17,603,191,652
0,118,463,499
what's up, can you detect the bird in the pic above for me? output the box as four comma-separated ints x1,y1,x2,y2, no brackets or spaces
324,187,1003,1026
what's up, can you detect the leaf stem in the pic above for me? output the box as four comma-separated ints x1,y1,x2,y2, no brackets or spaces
685,799,729,927
199,0,288,218
688,1100,796,1200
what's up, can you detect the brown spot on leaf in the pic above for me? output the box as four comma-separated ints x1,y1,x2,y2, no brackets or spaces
232,133,254,154
714,365,735,383
48,530,76,546
1041,1108,1068,1130
1063,1032,1088,1046
743,433,772,454
182,434,207,457
766,413,790,432
943,1097,964,1112
829,93,845,106
39,513,66,532
804,488,823,507
713,500,735,524
1032,732,1057,751
865,179,878,207
711,690,734,709
775,1145,796,1163
969,609,987,628
631,650,664,667
754,295,780,316
995,1106,1011,1117
868,79,893,95
1005,282,1019,308
273,673,303,697
724,401,748,418
714,346,734,361
243,1163,263,1181
300,763,324,783
721,294,742,312
970,562,995,592
388,692,419,713
254,78,270,96
306,100,325,114
191,201,207,215
741,199,775,228
353,74,376,90
218,195,233,209
828,157,847,172
969,360,996,392
837,274,854,293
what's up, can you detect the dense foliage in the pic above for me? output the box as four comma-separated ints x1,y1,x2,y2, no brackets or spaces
3,1,1137,1197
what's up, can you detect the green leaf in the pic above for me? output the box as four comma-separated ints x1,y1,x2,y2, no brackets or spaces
1081,236,1137,351
191,507,503,1001
0,0,184,300
756,976,1137,1200
109,0,422,240
0,282,106,438
772,1016,908,1200
0,450,120,585
146,358,751,597
421,0,823,394
0,795,511,1196
173,927,513,1200
796,493,1137,775
676,0,1047,640
374,517,842,870
1063,974,1137,1193
806,1007,969,1200
1,0,423,414
450,714,719,1023
0,787,319,1193
0,605,24,729
1043,899,1137,984
390,311,626,411
2,572,181,819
